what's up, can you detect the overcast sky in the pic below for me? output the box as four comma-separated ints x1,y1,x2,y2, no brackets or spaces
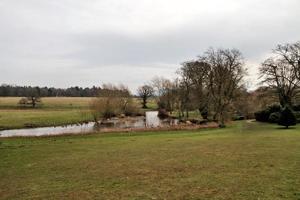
0,0,299,91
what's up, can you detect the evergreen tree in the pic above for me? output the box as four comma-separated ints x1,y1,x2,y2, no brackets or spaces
278,106,297,129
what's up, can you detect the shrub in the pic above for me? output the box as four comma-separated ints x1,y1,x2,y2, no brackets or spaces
254,110,270,122
292,104,300,111
278,106,297,128
90,97,122,120
294,111,300,123
158,108,169,119
18,97,28,107
254,104,281,122
200,108,208,120
268,112,281,123
268,104,281,113
123,99,140,116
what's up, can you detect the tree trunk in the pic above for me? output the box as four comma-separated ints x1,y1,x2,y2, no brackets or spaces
142,97,147,108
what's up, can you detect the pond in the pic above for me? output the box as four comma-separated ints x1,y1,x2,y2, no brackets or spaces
0,111,178,137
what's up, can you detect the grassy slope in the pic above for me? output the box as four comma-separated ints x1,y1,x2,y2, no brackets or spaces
0,121,299,199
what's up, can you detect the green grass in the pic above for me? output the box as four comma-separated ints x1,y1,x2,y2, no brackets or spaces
0,97,157,129
1,121,299,199
0,109,92,130
0,97,94,129
0,97,93,110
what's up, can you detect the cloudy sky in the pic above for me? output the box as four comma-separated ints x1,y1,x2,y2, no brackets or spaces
0,0,299,91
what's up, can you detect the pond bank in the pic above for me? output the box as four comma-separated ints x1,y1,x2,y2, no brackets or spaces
0,111,183,137
0,122,219,138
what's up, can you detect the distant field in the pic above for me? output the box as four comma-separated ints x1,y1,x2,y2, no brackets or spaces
0,97,94,129
0,97,93,109
0,121,299,199
0,97,157,130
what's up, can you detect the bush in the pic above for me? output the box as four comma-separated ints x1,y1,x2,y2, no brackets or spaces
254,104,281,122
268,104,281,113
254,110,271,122
90,97,122,120
294,111,300,123
158,108,169,119
18,97,28,107
292,104,300,111
268,112,281,123
123,99,140,116
278,106,297,128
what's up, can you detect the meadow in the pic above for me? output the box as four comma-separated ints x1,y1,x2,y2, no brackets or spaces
0,121,299,199
0,97,158,130
0,97,94,130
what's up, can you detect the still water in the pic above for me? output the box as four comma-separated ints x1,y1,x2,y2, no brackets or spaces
0,111,178,137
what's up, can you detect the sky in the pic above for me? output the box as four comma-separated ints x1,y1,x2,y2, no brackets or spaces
0,0,299,91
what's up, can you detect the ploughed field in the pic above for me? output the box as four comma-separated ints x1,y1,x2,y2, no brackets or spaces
0,121,299,199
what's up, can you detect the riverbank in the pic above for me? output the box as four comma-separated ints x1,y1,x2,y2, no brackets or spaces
1,121,299,199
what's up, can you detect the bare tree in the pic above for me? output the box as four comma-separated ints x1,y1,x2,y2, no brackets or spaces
151,77,180,113
260,42,300,107
274,42,300,79
200,48,246,127
137,85,154,108
178,61,210,119
90,84,138,123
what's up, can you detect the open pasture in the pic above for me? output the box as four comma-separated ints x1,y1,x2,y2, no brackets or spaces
0,122,299,199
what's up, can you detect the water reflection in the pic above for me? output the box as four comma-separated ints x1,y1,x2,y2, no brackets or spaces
0,111,178,137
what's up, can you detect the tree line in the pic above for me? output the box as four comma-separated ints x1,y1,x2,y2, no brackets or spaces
0,85,103,97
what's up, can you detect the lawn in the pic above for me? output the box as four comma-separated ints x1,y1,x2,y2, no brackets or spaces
0,121,299,199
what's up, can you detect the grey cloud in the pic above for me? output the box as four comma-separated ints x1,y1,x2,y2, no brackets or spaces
0,0,299,90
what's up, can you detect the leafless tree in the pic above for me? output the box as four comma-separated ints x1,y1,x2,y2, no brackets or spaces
200,48,246,127
260,42,300,107
90,84,138,123
151,77,182,114
137,85,154,108
178,61,210,119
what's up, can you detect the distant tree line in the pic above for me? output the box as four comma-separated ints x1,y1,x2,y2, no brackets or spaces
0,85,103,97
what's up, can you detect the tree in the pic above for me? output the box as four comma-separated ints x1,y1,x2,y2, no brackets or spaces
178,61,210,119
24,87,41,108
90,84,138,123
274,42,300,80
201,48,246,127
260,42,300,107
137,85,154,109
278,106,297,129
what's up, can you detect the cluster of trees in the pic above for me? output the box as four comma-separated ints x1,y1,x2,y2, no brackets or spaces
0,85,103,97
254,41,300,128
4,41,300,128
138,48,247,127
137,41,300,128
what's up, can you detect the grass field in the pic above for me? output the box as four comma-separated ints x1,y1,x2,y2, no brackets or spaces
0,97,94,130
0,97,158,130
0,121,299,199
